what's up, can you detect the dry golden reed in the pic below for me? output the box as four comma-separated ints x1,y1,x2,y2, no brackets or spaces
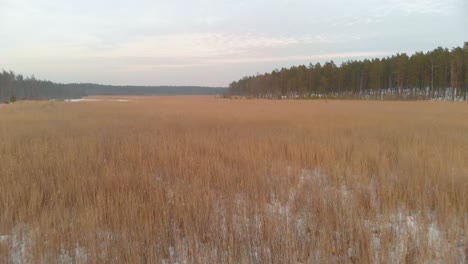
0,97,467,263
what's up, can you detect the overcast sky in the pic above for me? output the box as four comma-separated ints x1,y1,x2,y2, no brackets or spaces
0,0,467,87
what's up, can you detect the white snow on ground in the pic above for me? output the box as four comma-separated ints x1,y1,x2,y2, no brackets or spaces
58,245,88,264
0,225,32,264
1,168,466,263
65,99,100,102
367,212,466,263
64,98,130,103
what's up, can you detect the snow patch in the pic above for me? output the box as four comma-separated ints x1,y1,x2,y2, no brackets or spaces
10,226,32,264
1,167,465,263
65,99,100,102
65,98,130,103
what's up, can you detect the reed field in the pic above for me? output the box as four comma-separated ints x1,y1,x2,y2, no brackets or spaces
0,96,467,263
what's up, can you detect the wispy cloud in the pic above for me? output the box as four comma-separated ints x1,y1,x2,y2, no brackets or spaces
382,0,460,15
3,32,335,60
332,0,463,28
102,33,333,57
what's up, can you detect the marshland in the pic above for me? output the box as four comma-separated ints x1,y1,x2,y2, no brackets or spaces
0,97,466,263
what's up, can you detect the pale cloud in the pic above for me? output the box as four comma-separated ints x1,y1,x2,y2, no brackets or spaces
381,0,460,15
3,32,334,60
101,33,334,58
333,0,463,28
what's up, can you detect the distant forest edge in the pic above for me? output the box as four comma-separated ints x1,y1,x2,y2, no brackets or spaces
0,73,226,103
228,43,468,101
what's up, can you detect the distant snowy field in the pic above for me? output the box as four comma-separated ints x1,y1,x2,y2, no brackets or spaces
64,98,130,103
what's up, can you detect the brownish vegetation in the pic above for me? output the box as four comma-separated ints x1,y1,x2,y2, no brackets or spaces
0,96,467,263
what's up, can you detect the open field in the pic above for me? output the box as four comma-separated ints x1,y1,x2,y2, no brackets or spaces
0,96,467,263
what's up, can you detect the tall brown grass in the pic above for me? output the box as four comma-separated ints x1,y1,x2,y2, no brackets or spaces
0,97,467,263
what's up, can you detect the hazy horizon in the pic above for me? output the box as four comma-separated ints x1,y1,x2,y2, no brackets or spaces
1,0,467,87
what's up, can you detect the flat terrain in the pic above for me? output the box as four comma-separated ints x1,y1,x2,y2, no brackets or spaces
0,96,467,263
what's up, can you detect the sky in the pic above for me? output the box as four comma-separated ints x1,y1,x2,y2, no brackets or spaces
0,0,467,87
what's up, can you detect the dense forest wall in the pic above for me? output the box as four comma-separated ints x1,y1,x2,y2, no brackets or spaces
229,43,468,100
0,73,86,102
0,72,226,103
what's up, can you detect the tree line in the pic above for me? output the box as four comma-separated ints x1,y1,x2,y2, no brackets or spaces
0,72,85,103
228,43,468,100
0,71,226,103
